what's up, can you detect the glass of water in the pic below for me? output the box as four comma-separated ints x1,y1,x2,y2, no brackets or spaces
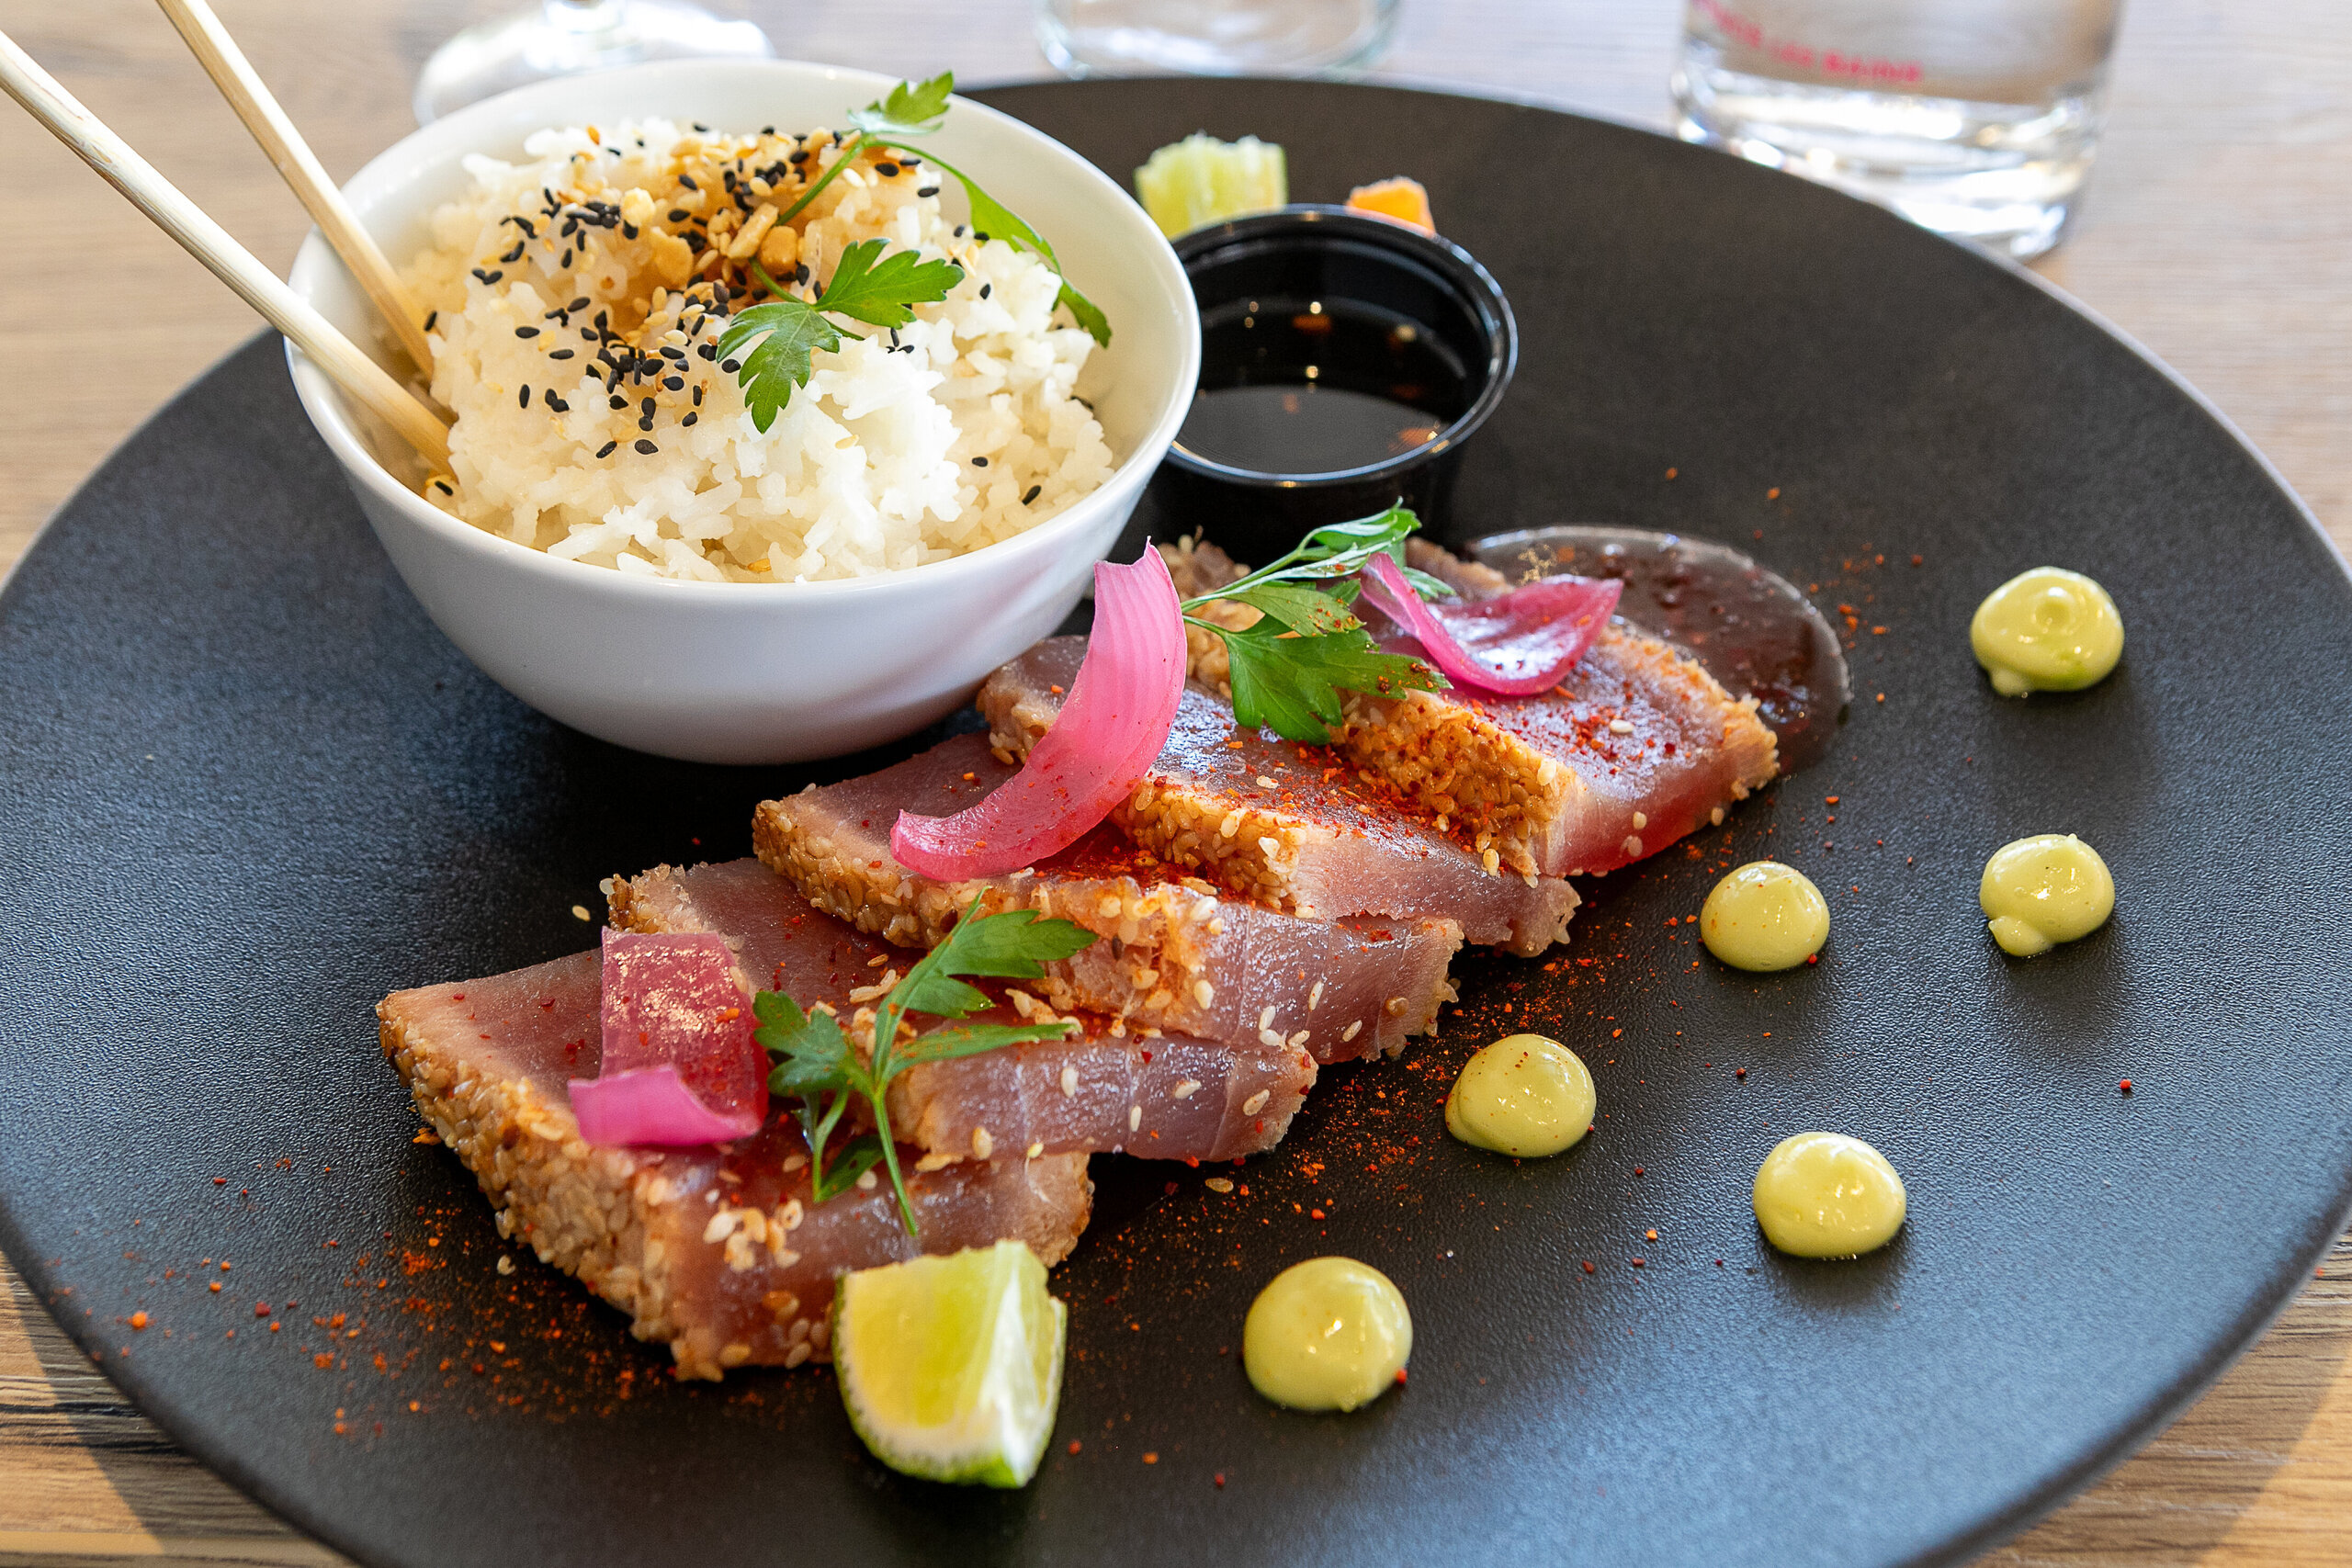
1037,0,1399,78
1672,0,2123,259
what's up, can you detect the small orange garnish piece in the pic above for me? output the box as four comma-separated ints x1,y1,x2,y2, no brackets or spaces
1344,177,1435,234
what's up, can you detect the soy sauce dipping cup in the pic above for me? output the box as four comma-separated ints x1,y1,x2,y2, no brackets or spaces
1159,206,1517,561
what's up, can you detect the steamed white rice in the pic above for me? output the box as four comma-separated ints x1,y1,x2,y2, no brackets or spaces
402,118,1114,581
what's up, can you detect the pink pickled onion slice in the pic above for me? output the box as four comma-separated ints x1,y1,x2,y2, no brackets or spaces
568,929,765,1146
571,1066,761,1146
891,548,1185,878
1357,551,1623,695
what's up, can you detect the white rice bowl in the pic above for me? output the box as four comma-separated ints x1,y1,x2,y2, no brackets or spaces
402,117,1115,582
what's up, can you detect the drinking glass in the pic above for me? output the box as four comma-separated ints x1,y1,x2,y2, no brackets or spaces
1037,0,1398,78
1672,0,2123,258
414,0,773,124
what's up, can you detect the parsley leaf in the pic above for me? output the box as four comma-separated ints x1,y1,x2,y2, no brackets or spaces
1175,504,1452,742
809,238,967,329
718,239,963,431
753,898,1097,1233
717,303,842,433
896,148,1114,347
1216,618,1442,742
847,71,954,138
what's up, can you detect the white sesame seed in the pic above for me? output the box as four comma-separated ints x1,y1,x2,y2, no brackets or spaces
1241,1089,1271,1115
1128,1105,1142,1132
1609,718,1635,735
1059,1066,1078,1098
971,1126,994,1158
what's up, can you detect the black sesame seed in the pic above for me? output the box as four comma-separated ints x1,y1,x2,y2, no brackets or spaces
432,479,453,494
639,417,654,432
622,222,639,240
789,150,808,164
668,209,691,222
876,162,899,177
720,358,741,373
794,264,811,286
694,121,710,132
682,412,698,426
423,310,438,331
640,398,656,418
544,389,569,412
972,456,989,467
549,347,575,359
663,375,685,391
559,248,571,267
660,345,686,361
595,440,618,457
500,243,525,264
954,225,967,238
569,296,591,312
518,385,531,409
679,175,698,190
1022,485,1041,505
471,268,502,284
514,326,540,338
635,438,658,455
692,385,704,406
609,394,628,410
697,343,718,360
978,283,990,299
917,186,940,198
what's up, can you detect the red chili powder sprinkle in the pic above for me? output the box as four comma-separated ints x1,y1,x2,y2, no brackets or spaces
1143,1452,1159,1465
130,1312,148,1330
254,1302,270,1317
1215,1472,1227,1487
1582,1260,1595,1274
2120,1079,2133,1094
1069,1439,1082,1455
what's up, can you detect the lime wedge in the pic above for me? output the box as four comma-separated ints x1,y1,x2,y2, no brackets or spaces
831,1240,1067,1488
1135,133,1289,238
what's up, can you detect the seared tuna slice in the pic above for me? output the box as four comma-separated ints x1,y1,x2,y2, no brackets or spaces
979,637,1579,955
610,859,1315,1160
754,732,1461,1063
379,952,1091,1381
1167,538,1778,879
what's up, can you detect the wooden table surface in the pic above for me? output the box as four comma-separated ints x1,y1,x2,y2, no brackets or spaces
3,1,2348,1562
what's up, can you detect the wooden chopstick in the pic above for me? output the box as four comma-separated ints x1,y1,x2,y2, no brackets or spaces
0,28,450,468
155,0,436,372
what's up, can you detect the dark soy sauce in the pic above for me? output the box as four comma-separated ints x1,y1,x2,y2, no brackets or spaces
1470,526,1852,773
1175,298,1470,476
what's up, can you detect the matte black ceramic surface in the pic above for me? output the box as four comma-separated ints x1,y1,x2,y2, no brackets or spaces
3,79,2350,1568
1162,206,1517,556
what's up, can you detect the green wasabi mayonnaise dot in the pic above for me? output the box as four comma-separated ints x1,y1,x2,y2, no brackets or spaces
1980,832,2115,957
1970,567,2124,696
1701,861,1830,971
1752,1132,1907,1258
1242,1258,1411,1412
1445,1033,1596,1156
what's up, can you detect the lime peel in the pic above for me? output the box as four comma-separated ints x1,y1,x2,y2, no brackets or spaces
831,1239,1066,1487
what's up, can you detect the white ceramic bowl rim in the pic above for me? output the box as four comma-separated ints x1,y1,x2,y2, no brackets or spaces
288,58,1197,604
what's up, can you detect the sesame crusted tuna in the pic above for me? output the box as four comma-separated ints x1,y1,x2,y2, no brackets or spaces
978,637,1580,956
378,951,1091,1381
1168,537,1779,880
609,858,1315,1161
753,732,1462,1063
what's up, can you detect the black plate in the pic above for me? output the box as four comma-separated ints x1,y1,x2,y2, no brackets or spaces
5,79,2351,1568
